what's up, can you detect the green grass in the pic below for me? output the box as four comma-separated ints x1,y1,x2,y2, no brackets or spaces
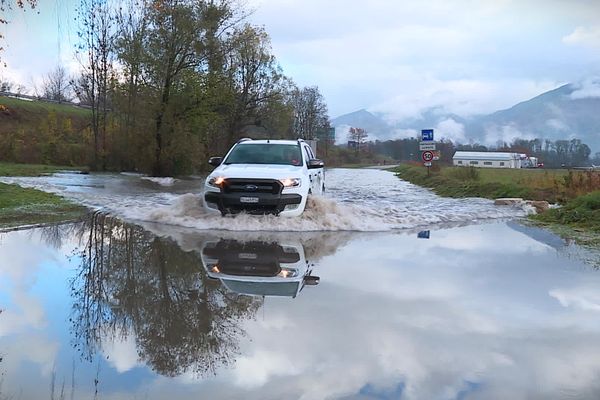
532,191,600,231
0,162,85,177
0,96,91,118
0,182,87,229
0,161,88,228
393,163,600,246
393,164,571,202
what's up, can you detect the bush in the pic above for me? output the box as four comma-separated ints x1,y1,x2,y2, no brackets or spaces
447,166,480,181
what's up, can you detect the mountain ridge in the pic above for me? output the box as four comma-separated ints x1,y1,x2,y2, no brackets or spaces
331,82,600,152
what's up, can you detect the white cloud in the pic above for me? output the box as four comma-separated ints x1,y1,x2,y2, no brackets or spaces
546,118,569,131
334,124,351,144
389,128,418,140
563,26,600,48
483,123,536,146
370,78,559,122
435,118,466,142
570,77,600,99
102,332,142,373
550,286,600,312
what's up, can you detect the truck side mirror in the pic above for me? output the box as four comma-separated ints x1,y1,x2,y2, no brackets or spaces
208,157,222,167
307,159,324,169
304,275,320,286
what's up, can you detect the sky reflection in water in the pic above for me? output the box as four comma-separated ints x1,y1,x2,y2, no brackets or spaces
1,216,600,399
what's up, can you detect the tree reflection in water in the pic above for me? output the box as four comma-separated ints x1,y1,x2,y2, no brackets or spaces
69,212,263,377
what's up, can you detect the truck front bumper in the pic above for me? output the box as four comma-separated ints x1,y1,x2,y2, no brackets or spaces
204,191,303,216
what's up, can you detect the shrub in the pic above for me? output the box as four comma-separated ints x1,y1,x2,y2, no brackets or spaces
447,166,480,181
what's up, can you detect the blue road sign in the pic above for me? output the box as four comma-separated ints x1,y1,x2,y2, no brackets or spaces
417,230,431,239
421,129,434,141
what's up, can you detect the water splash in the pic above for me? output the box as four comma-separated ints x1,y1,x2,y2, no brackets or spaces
0,169,533,232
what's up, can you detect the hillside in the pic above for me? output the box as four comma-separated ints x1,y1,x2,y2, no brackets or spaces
0,96,91,165
467,83,600,151
330,109,390,138
331,82,600,152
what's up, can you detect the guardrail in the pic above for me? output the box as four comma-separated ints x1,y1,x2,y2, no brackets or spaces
0,91,92,109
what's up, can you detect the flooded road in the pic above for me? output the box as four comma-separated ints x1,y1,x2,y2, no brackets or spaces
1,169,600,399
0,168,532,231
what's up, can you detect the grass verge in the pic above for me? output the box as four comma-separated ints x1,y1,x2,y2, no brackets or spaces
530,191,600,246
0,162,85,177
392,163,600,246
0,163,88,229
392,164,581,202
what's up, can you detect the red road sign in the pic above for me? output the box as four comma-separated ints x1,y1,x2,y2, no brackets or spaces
422,151,434,162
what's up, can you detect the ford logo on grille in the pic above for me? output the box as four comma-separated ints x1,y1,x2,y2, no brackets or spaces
245,184,258,191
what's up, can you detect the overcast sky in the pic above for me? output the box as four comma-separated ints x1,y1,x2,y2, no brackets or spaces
1,0,599,119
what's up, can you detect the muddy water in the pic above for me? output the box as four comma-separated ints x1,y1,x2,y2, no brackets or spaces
1,169,599,399
0,168,532,231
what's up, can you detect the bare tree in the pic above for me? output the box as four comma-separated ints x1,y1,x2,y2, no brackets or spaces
291,85,329,140
0,75,11,92
41,65,73,102
77,0,116,171
347,127,368,154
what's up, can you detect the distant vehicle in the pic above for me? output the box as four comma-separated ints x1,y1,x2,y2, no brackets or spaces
200,239,319,298
522,156,540,168
204,138,325,217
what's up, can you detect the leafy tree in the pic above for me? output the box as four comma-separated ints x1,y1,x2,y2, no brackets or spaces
223,24,286,143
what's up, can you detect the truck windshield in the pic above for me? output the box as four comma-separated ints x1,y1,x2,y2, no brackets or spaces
224,144,303,166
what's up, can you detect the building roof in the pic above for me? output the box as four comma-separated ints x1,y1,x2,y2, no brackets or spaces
453,151,520,161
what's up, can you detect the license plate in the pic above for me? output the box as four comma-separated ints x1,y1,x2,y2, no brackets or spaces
240,196,259,203
238,253,258,260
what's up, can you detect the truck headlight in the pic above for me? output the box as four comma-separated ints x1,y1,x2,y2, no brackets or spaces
277,268,299,278
280,178,301,188
208,176,226,187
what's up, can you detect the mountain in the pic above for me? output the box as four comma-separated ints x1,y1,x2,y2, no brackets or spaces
330,109,390,139
466,83,600,151
332,81,600,152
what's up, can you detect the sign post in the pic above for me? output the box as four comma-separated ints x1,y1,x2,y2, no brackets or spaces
422,151,434,176
420,129,435,176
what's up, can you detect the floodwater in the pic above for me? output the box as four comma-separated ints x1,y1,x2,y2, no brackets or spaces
1,169,600,399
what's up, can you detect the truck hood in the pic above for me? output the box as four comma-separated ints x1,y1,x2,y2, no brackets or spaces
210,164,304,180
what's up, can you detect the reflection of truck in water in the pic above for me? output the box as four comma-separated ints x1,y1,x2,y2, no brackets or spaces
201,239,319,298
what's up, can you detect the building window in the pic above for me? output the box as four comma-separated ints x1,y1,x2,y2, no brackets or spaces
484,161,492,165
500,162,505,166
469,161,479,165
457,161,463,164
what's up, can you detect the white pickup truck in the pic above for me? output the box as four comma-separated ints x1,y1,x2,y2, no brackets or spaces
203,138,325,217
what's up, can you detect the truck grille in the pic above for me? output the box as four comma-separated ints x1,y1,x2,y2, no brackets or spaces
222,178,283,195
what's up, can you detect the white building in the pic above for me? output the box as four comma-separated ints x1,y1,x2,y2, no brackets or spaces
452,151,522,168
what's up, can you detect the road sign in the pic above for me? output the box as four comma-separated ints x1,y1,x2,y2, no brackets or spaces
417,230,430,239
421,129,434,141
422,151,434,162
424,161,432,167
419,142,436,151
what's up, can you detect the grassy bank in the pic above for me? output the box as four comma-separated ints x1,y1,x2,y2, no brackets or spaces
0,163,88,229
392,164,583,203
0,162,85,177
393,163,600,245
531,191,600,246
